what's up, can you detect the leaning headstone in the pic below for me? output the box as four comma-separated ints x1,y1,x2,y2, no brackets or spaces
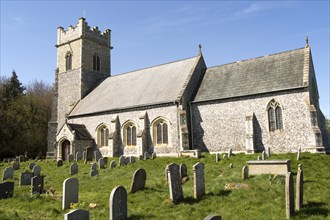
285,172,294,219
266,147,271,157
18,155,25,163
296,166,303,210
29,162,36,170
64,209,89,220
130,168,147,193
57,159,63,167
228,148,232,157
144,152,149,160
91,163,97,171
193,162,205,199
90,169,98,177
119,156,126,166
31,175,44,194
167,163,184,204
19,171,33,186
151,152,156,159
70,163,78,175
138,155,143,160
3,167,14,181
62,178,79,210
229,163,233,168
179,163,188,180
297,148,301,161
98,158,105,169
94,151,101,162
203,215,222,220
32,165,41,176
129,156,136,164
68,154,74,162
75,152,82,161
216,153,220,162
110,160,116,168
0,182,14,199
261,151,266,160
109,186,127,220
242,165,248,180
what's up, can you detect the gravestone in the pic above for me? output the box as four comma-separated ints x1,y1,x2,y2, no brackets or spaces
167,163,184,204
203,215,222,220
3,158,8,163
94,151,101,162
29,162,36,170
19,171,33,186
130,168,147,193
98,158,105,169
297,148,301,161
32,165,41,176
31,175,44,194
64,209,89,220
119,156,126,166
223,154,227,159
3,167,14,181
86,147,93,161
90,169,98,177
165,165,169,182
179,163,188,180
216,153,220,162
70,163,78,175
110,160,116,168
285,172,294,219
91,163,97,170
262,151,266,160
229,163,233,168
228,148,232,157
19,155,24,163
296,166,303,210
0,181,14,199
36,152,42,160
151,152,156,159
193,162,205,199
109,186,127,220
62,178,79,210
124,157,129,165
242,166,248,180
57,159,63,167
83,151,87,161
138,155,143,160
76,151,82,161
257,156,261,160
144,152,149,160
103,157,108,165
266,147,271,157
68,154,74,162
129,156,135,164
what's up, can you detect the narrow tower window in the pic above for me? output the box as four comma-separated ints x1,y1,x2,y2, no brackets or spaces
93,54,101,71
65,52,72,70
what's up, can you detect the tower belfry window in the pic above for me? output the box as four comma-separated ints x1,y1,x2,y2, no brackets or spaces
93,54,101,71
65,52,72,70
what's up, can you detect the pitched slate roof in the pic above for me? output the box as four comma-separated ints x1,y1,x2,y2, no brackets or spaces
194,47,307,102
70,56,200,116
67,124,93,140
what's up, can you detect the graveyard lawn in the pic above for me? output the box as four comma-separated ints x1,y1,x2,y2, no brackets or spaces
0,153,329,220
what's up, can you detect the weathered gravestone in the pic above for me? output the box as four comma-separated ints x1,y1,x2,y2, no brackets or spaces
18,155,25,163
266,147,271,157
98,158,105,169
68,154,74,162
179,163,188,181
193,162,205,199
36,152,42,160
91,163,97,171
83,151,87,161
110,160,116,168
103,157,108,165
262,151,267,160
229,163,233,168
62,178,79,210
124,157,129,165
13,161,20,170
216,153,220,162
203,215,222,220
64,209,89,220
3,167,14,181
228,148,232,157
138,155,143,160
119,156,126,166
165,165,169,182
223,154,227,159
151,152,156,159
109,186,127,220
29,162,36,170
86,147,93,162
129,156,135,164
0,181,14,199
70,163,78,175
130,168,147,193
19,171,33,186
90,169,98,177
32,165,41,176
31,175,44,194
3,158,8,163
14,157,20,162
257,156,261,160
167,163,184,204
296,165,303,210
242,166,248,180
285,172,294,219
57,159,63,167
75,152,82,161
94,151,101,162
144,152,149,160
297,148,301,161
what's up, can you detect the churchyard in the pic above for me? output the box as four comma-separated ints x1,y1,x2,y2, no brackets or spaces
0,152,329,219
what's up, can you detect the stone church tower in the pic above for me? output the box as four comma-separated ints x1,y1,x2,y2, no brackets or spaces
47,18,112,158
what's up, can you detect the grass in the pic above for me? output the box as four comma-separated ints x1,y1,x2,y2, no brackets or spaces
0,152,329,220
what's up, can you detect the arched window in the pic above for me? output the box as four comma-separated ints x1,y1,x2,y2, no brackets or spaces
65,52,72,70
93,54,100,71
153,118,169,145
97,125,109,147
123,121,137,146
267,100,283,131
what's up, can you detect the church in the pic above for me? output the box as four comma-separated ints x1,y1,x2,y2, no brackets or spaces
47,18,329,160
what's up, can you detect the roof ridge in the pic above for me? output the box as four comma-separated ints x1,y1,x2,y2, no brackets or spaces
208,47,305,69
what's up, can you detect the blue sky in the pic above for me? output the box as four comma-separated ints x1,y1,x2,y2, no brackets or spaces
1,1,329,117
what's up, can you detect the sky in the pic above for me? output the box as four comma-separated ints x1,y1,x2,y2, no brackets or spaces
1,1,329,117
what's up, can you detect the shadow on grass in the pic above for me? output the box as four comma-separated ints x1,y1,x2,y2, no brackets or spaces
206,190,232,197
299,202,328,217
129,213,156,219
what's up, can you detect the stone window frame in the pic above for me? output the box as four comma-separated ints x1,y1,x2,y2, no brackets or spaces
267,99,284,132
96,123,109,148
122,120,137,147
151,116,170,147
93,53,101,71
65,52,72,71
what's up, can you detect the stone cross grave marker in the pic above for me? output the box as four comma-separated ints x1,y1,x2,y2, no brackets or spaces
98,158,105,169
62,178,79,210
70,163,78,175
193,162,205,200
296,165,303,210
68,154,74,162
29,162,36,170
109,186,127,220
242,165,248,180
285,172,294,219
19,171,33,186
179,163,188,181
57,159,63,167
76,151,82,161
110,160,116,168
0,181,14,199
130,168,147,193
94,151,101,162
31,175,44,194
32,165,41,176
64,209,89,220
167,163,184,204
3,167,14,181
216,153,220,162
90,169,98,177
129,156,135,164
119,156,126,166
91,162,97,171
